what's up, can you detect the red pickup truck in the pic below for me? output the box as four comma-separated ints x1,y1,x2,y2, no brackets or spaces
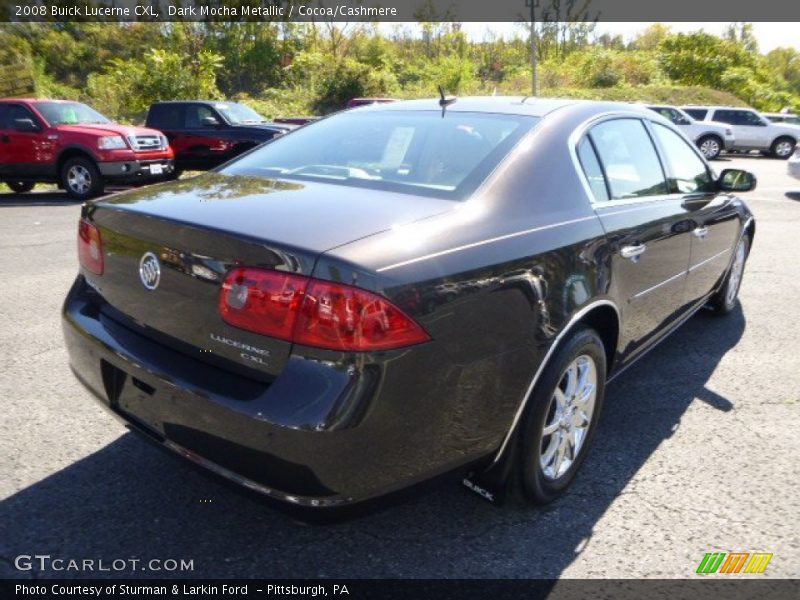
0,98,174,199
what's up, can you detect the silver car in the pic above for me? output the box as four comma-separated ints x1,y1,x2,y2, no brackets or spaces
646,105,734,160
789,146,800,180
683,106,799,159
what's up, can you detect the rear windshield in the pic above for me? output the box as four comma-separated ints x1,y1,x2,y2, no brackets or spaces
35,102,111,126
222,110,538,200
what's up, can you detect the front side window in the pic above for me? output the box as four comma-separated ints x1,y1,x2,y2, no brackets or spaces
185,105,219,128
651,123,715,194
740,110,767,126
222,111,537,200
34,102,109,126
588,119,667,200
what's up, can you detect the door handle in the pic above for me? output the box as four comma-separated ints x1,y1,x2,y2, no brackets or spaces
0,135,9,143
693,226,709,239
620,244,647,260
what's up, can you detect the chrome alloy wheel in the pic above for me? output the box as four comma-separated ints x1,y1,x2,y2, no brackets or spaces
726,238,746,306
699,138,720,159
67,165,92,195
775,140,794,158
539,354,597,480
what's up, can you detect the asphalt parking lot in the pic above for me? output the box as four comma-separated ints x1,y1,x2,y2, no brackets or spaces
1,156,798,579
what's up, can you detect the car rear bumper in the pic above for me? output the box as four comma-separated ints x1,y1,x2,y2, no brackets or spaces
98,159,174,181
62,277,493,507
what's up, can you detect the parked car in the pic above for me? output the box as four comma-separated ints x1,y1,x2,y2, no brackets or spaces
145,101,294,176
346,97,399,108
645,104,733,159
682,105,799,159
63,98,755,509
763,112,800,126
273,116,319,126
789,146,800,180
0,98,174,199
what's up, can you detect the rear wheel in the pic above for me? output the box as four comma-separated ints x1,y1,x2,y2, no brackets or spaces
6,181,35,194
517,327,606,505
771,137,796,159
61,157,104,200
697,135,723,160
709,236,749,315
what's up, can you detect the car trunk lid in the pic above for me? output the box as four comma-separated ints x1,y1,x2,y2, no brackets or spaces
85,173,453,378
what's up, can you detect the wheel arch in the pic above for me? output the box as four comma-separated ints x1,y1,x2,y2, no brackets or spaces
489,298,620,465
57,146,98,173
772,134,797,147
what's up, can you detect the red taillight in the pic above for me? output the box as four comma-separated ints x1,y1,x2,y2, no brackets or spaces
219,268,308,341
78,219,104,275
218,268,430,352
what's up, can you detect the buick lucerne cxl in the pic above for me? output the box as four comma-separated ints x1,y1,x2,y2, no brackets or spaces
62,98,756,509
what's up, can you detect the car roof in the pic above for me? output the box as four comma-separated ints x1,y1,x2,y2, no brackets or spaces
352,96,648,118
0,98,74,103
681,105,755,111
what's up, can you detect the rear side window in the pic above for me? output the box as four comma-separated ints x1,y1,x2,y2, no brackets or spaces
684,108,708,120
651,123,715,194
576,137,609,202
588,119,667,200
0,105,8,129
222,111,537,200
148,104,184,129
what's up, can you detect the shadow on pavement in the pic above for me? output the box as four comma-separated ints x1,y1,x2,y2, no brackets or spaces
0,307,746,579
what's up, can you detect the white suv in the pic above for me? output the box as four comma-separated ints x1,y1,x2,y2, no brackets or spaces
646,105,734,159
683,106,799,159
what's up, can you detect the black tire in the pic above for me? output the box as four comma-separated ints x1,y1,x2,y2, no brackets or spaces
60,156,104,200
517,326,607,505
709,236,750,315
697,135,723,160
6,181,35,194
770,137,796,160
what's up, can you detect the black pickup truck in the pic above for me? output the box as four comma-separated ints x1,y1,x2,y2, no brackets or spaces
145,101,294,175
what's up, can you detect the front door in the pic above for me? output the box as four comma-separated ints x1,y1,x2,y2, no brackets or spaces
648,121,742,302
713,109,769,148
0,103,52,178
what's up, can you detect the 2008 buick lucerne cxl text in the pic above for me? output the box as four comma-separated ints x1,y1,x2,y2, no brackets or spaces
62,97,755,509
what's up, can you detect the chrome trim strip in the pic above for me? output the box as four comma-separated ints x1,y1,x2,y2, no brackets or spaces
490,299,620,464
376,215,597,272
688,248,732,273
633,270,686,299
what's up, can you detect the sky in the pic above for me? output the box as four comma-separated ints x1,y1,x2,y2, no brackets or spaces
449,22,800,53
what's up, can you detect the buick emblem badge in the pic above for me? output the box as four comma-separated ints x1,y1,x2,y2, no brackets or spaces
139,252,161,290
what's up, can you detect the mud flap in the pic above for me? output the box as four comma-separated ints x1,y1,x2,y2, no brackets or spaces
462,431,519,506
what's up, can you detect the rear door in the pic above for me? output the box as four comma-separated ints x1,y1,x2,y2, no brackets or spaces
577,117,693,356
649,122,740,302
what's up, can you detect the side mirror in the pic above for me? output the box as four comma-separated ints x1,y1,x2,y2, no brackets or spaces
201,116,220,127
718,169,757,193
14,118,39,132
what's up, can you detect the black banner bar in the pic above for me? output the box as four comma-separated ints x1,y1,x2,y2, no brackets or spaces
3,579,800,600
1,0,800,23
